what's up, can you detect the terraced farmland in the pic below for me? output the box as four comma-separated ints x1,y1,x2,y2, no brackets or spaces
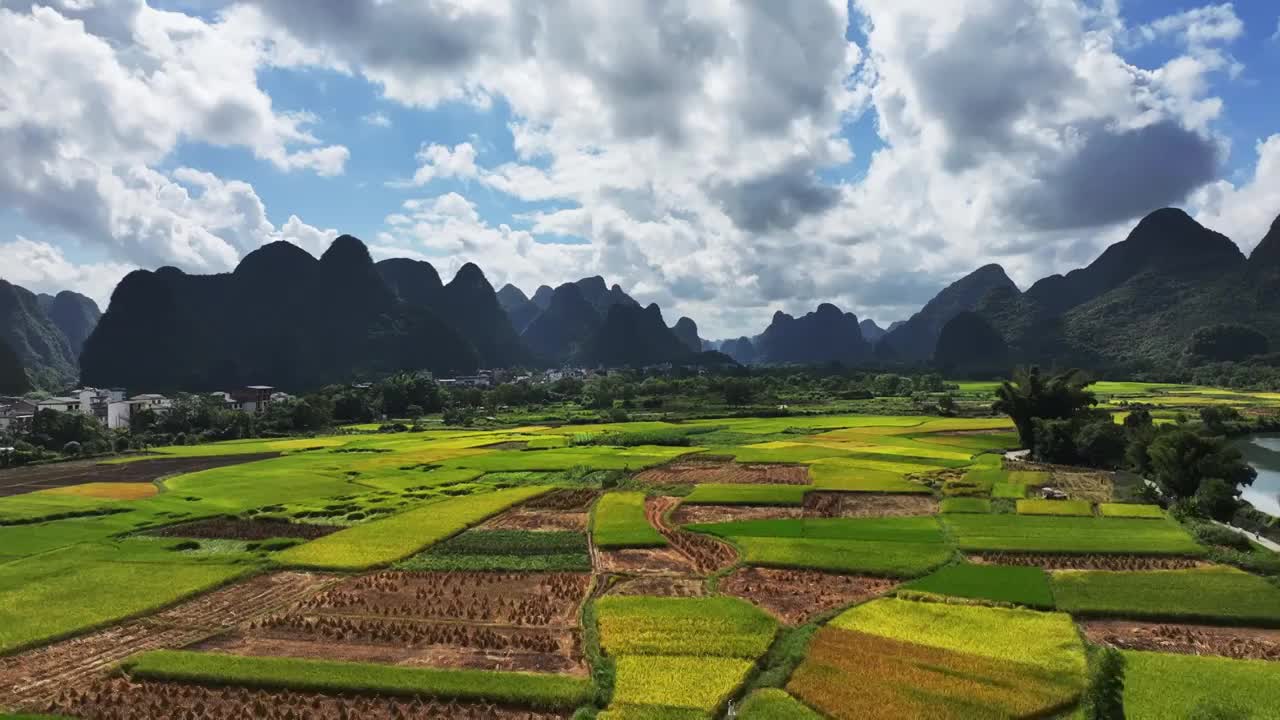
1,405,1277,718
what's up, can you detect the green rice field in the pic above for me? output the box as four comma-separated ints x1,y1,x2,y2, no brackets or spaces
0,398,1277,718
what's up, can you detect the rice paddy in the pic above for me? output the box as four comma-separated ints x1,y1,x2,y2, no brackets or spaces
1,397,1277,718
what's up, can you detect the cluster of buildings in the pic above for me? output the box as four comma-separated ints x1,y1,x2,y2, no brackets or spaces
0,385,291,433
435,368,599,388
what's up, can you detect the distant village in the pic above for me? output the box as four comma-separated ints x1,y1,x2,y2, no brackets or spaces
0,367,610,433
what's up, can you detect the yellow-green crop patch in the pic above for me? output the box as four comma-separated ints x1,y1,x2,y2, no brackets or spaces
1051,566,1280,626
276,486,548,570
610,655,753,716
1017,499,1094,516
943,514,1204,555
593,492,666,549
738,689,824,720
596,596,777,658
1121,650,1280,720
940,497,991,513
681,484,808,506
1098,503,1165,519
807,459,931,493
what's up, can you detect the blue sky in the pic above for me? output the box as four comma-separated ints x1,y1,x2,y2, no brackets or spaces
2,1,1279,337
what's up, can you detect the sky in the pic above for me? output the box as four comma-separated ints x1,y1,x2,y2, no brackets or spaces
1,0,1279,339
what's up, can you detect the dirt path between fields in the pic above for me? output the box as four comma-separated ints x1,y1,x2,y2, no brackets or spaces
0,571,339,710
0,453,281,497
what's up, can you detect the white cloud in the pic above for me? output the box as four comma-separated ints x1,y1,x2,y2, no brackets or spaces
0,237,136,308
0,2,346,277
1189,134,1280,253
362,112,392,127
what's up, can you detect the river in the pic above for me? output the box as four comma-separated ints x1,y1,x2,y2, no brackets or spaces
1232,434,1280,517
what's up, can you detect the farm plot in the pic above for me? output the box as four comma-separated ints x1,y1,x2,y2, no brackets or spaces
789,627,1084,720
802,491,938,518
738,689,824,720
595,596,777,718
1051,566,1280,626
0,572,337,709
682,483,808,506
633,457,811,485
720,567,899,624
1121,650,1280,720
807,460,932,493
1081,620,1280,661
900,563,1054,609
1098,503,1165,519
397,530,591,572
1017,499,1094,516
42,677,572,720
670,503,801,525
593,495,735,576
277,486,550,570
969,552,1202,570
0,453,281,499
480,489,595,531
592,492,666,549
688,516,952,578
150,516,340,541
943,514,1205,555
200,571,594,675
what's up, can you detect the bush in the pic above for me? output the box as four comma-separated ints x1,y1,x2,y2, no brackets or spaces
1081,647,1125,720
61,441,82,456
1189,521,1252,552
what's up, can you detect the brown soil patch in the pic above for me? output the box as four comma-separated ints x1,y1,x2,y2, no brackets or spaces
523,489,598,511
721,568,899,625
649,496,737,574
481,509,588,532
0,453,280,498
595,547,700,575
969,553,1204,571
803,492,939,518
0,572,338,708
480,441,530,450
1006,460,1114,503
1081,620,1280,661
150,516,340,541
670,504,801,525
634,458,811,486
42,678,569,720
606,576,706,598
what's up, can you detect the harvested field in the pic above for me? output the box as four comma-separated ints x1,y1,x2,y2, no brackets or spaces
204,571,594,676
41,678,568,720
721,568,898,625
0,453,280,497
646,496,737,574
803,492,939,518
480,441,530,451
969,553,1204,571
299,572,591,627
1081,620,1280,661
521,489,597,511
593,546,699,575
151,516,341,541
480,509,587,532
0,572,337,709
670,504,801,525
606,576,706,598
1005,461,1113,503
634,457,811,486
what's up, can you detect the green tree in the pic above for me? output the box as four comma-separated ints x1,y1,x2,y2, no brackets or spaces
1195,477,1242,522
722,378,756,406
993,367,1097,449
1147,428,1255,500
1081,647,1125,720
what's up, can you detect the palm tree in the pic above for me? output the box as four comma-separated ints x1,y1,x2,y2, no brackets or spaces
994,367,1096,449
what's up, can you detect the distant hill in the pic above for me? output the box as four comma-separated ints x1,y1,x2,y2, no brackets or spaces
880,264,1019,362
671,317,702,352
582,303,697,367
755,304,869,365
0,336,29,395
0,280,79,390
860,319,888,343
720,337,757,365
574,276,639,317
522,283,602,364
496,284,542,333
82,235,479,391
934,311,1010,377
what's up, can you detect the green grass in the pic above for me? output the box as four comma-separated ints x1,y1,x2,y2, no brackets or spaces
596,596,778,658
901,563,1054,609
738,689,824,719
1121,650,1280,720
1017,499,1094,516
830,598,1086,679
1051,566,1280,626
395,529,591,572
276,486,549,570
943,514,1204,555
940,497,992,514
593,492,667,549
1098,503,1165,519
0,549,251,654
124,650,591,709
681,484,808,506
